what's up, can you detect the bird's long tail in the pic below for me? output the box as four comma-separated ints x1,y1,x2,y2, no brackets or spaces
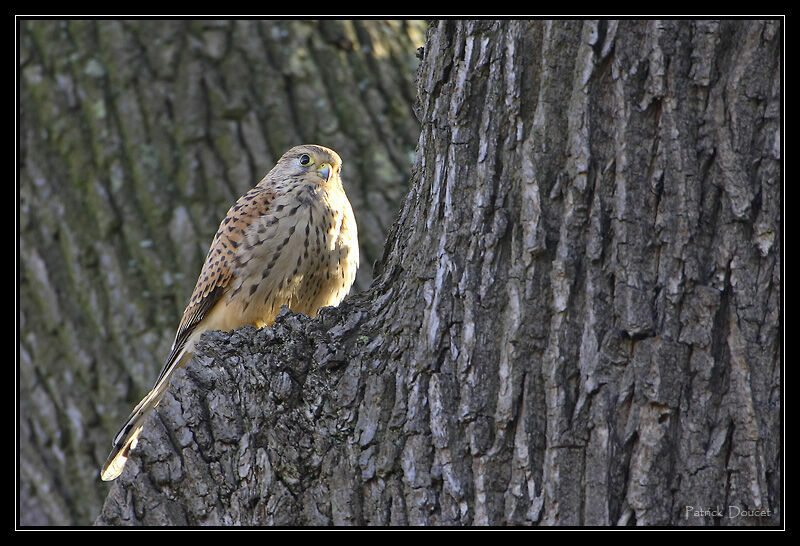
100,345,192,481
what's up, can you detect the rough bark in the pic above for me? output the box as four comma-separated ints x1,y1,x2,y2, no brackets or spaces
25,18,782,528
19,19,426,526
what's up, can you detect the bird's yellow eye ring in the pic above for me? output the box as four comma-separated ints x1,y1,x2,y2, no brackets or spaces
299,154,312,166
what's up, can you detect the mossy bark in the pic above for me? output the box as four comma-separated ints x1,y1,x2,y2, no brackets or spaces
19,18,426,526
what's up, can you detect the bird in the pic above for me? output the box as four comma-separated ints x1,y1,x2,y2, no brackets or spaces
101,144,359,481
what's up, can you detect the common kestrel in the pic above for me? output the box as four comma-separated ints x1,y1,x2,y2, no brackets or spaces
101,144,359,481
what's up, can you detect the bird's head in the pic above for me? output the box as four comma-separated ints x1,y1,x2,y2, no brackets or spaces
276,144,343,186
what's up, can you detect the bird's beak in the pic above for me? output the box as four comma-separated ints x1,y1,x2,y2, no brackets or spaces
317,163,332,182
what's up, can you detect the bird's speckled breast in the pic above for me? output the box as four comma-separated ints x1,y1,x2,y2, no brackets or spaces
227,179,357,327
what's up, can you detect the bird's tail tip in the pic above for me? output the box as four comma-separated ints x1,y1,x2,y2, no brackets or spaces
100,426,142,481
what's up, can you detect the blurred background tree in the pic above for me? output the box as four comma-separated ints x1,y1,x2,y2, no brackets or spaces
19,19,427,526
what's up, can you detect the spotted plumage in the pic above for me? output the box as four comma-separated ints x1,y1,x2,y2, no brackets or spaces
101,144,358,481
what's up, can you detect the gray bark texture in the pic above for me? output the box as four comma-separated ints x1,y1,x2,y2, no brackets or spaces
22,19,782,528
19,19,426,526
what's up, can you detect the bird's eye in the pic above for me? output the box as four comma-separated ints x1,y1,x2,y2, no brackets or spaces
299,154,312,166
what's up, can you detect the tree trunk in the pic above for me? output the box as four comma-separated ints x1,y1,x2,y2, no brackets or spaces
19,19,426,526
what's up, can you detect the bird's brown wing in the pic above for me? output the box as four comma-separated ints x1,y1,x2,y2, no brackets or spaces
101,186,271,481
152,184,279,386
